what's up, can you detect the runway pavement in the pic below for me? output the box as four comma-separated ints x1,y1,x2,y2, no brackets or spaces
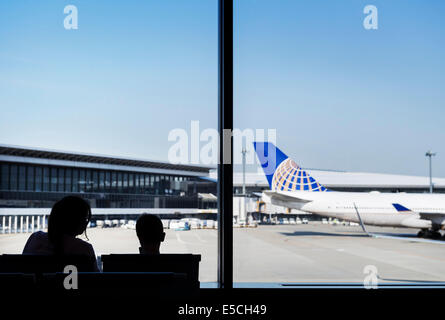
1,223,445,284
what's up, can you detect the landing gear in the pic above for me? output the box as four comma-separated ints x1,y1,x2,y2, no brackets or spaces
417,229,442,239
430,231,442,239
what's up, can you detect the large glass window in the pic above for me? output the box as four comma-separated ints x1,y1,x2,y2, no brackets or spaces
10,165,17,190
92,171,99,191
105,171,111,191
0,164,9,190
117,173,123,192
26,166,34,191
72,169,79,192
144,174,151,194
35,166,43,192
135,173,140,192
79,169,86,193
99,171,105,191
128,173,134,193
234,0,445,285
85,170,92,192
0,0,218,283
18,165,26,191
112,172,117,190
138,174,144,191
64,168,71,192
123,173,129,191
50,168,57,192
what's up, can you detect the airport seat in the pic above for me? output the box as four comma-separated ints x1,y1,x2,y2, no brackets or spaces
0,254,98,274
101,254,201,287
0,273,36,290
40,272,189,298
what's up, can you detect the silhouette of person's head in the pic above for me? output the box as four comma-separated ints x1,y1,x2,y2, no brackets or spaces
48,196,92,254
136,214,165,254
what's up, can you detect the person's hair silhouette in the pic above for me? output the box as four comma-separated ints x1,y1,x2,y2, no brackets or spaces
23,196,98,271
136,214,165,254
47,195,92,253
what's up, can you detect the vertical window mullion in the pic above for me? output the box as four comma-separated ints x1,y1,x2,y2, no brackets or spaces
218,0,234,290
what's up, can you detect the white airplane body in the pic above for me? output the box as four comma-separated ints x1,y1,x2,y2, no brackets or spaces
254,142,445,236
263,190,445,229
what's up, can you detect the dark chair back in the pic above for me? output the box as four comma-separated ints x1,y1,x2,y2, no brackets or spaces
0,254,98,274
0,273,35,289
101,254,201,283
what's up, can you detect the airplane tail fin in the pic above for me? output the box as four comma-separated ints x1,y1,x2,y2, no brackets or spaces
253,142,328,192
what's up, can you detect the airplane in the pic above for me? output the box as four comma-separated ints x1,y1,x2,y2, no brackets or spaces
253,142,445,239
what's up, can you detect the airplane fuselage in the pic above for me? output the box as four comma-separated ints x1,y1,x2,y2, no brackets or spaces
268,191,445,229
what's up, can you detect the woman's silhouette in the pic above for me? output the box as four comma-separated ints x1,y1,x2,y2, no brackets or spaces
22,196,98,271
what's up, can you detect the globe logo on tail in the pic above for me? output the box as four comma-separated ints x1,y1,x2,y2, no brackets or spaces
272,159,327,192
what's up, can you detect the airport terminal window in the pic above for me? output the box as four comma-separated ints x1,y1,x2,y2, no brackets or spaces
233,0,445,285
91,171,98,191
9,165,17,190
122,172,127,190
72,170,79,192
26,166,34,191
85,170,92,191
59,168,65,192
35,167,43,192
79,169,86,193
111,172,117,190
135,173,140,190
43,168,50,192
116,173,121,192
1,164,8,190
140,174,145,188
50,168,57,192
0,163,207,199
0,0,218,283
18,165,26,191
129,173,134,190
144,175,150,191
99,171,105,191
104,171,110,191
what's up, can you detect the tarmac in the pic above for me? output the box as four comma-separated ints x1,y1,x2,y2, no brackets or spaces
1,223,445,284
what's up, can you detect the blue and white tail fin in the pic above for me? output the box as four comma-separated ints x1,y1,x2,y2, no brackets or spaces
253,142,329,192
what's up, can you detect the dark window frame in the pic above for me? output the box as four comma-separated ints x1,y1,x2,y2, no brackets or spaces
218,0,233,290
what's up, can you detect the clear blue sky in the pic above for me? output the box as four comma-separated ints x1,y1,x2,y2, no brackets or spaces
1,1,444,177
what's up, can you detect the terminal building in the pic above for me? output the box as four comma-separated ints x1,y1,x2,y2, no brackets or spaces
0,144,216,211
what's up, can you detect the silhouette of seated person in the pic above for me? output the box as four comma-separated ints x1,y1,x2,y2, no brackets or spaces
136,214,165,254
22,195,99,271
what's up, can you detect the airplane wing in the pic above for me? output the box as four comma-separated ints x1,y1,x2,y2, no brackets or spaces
418,212,445,220
393,203,445,225
263,190,311,203
262,190,312,209
418,212,445,227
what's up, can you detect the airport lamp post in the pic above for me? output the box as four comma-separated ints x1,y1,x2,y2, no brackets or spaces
242,147,247,196
425,151,436,193
241,147,247,223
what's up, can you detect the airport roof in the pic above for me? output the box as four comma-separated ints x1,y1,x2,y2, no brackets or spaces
210,170,445,190
0,144,213,175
